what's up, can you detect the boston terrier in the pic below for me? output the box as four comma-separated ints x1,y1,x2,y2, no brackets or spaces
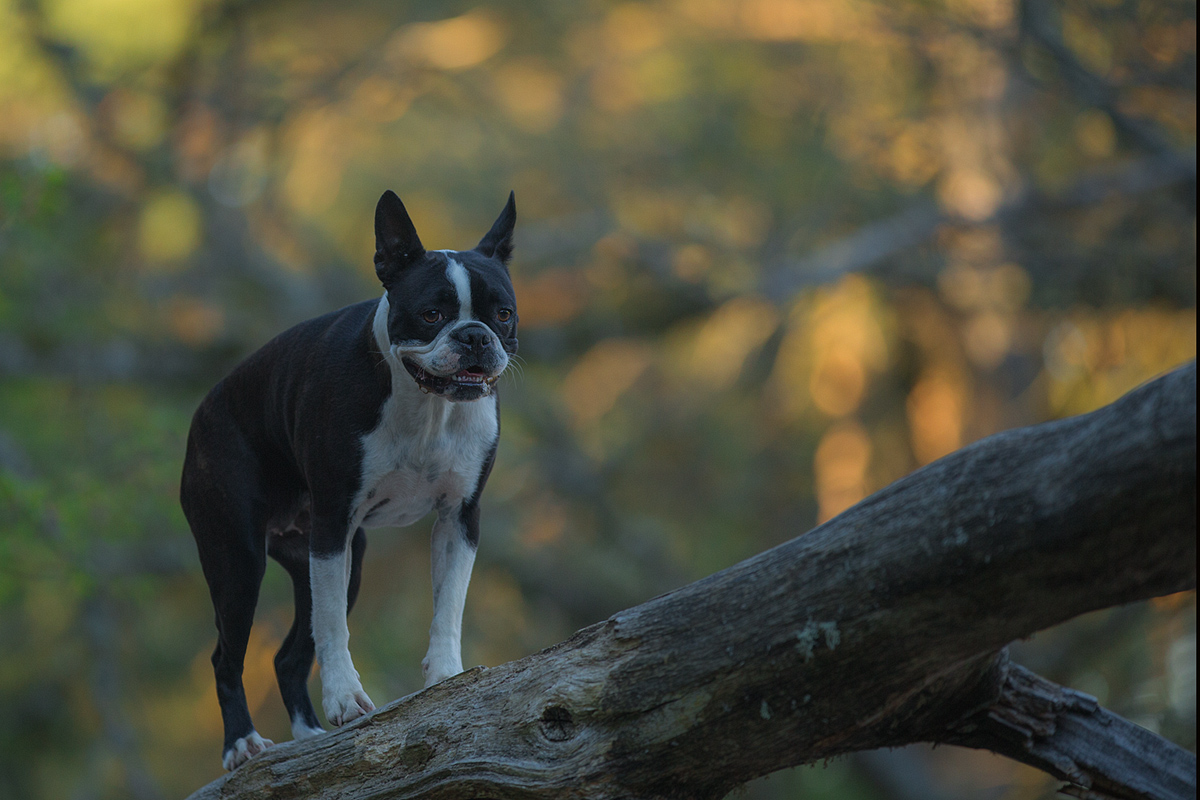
180,190,517,769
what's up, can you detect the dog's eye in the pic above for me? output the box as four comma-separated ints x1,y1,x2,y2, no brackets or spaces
422,310,442,324
496,309,512,323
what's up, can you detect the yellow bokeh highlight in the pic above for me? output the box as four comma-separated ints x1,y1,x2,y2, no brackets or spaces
946,0,1015,29
814,419,872,522
1074,110,1117,158
809,348,866,417
1044,308,1196,416
938,262,1030,313
686,297,780,390
43,0,201,76
392,9,507,71
138,189,201,268
887,123,942,187
962,309,1013,369
676,0,884,43
283,107,346,217
907,365,966,465
0,1,74,157
562,338,654,426
1063,11,1113,75
672,244,713,283
938,167,1003,221
494,59,565,133
738,0,881,42
605,3,666,54
770,275,890,421
349,76,416,124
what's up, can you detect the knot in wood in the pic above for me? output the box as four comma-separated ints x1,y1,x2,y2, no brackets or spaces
539,705,577,742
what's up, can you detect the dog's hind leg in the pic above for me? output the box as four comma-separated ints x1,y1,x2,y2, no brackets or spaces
194,523,272,769
181,427,274,770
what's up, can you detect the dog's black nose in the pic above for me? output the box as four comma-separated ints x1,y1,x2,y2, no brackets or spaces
451,324,490,352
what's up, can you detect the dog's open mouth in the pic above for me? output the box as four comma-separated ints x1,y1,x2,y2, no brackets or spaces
403,359,499,396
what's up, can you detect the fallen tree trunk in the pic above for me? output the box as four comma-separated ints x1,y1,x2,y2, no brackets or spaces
188,362,1197,800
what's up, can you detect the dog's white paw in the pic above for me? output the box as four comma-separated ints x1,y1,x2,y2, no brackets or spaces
222,731,274,770
323,685,375,727
422,654,463,688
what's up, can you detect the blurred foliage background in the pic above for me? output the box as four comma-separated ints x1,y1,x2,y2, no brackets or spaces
0,0,1195,798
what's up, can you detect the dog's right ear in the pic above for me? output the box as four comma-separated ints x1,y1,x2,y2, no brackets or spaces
374,190,425,285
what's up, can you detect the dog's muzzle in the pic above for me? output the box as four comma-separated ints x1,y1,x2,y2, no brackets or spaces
399,324,506,400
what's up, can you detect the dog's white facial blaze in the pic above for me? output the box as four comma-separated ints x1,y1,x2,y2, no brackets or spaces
422,514,476,687
375,254,508,385
310,552,375,726
444,256,475,323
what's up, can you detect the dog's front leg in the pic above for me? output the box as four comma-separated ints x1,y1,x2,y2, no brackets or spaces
310,531,375,726
423,507,478,687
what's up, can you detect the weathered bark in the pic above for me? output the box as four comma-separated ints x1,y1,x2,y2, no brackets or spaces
188,362,1196,800
948,662,1195,800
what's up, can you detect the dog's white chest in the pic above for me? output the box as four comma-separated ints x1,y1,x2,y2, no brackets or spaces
356,464,461,529
351,391,497,530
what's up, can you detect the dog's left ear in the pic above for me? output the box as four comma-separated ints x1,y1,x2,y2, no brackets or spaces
474,191,516,266
375,190,425,285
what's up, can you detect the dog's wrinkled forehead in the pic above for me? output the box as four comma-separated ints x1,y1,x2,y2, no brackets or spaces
387,251,513,318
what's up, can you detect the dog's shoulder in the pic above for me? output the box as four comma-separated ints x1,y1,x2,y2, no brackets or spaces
259,298,381,371
197,298,391,454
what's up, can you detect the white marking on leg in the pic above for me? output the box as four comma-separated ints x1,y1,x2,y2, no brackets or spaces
291,716,325,741
310,551,374,726
444,257,475,322
422,513,476,687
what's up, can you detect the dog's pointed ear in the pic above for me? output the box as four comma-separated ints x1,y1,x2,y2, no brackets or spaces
474,191,516,265
375,190,425,284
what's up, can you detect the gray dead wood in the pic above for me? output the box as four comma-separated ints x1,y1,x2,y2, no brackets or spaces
187,362,1196,800
948,663,1195,800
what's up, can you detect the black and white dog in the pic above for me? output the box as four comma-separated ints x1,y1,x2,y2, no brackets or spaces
181,190,517,769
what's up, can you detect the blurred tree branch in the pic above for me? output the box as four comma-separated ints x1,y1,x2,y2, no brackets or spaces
186,362,1195,800
764,151,1195,299
1018,0,1196,171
